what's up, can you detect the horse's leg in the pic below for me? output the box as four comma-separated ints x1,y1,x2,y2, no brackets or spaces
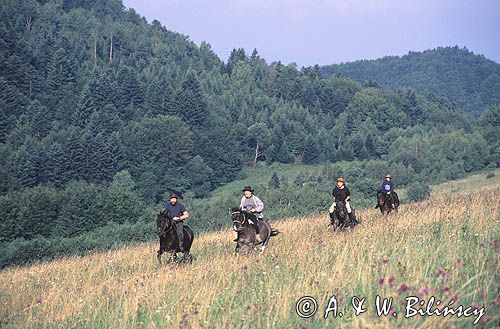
168,250,177,264
234,241,241,256
258,223,270,253
157,249,162,265
157,238,166,264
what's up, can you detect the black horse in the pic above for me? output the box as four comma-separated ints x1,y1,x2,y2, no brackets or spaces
375,191,400,215
231,208,279,254
329,201,359,231
156,209,194,265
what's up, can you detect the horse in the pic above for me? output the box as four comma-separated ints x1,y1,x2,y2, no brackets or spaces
156,209,194,265
231,208,279,254
375,190,400,215
329,201,359,231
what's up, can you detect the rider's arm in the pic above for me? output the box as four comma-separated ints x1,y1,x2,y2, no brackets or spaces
179,211,189,220
253,196,264,212
345,188,351,202
239,196,245,210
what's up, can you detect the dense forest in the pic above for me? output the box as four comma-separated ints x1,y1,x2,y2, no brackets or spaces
0,0,498,267
320,47,500,116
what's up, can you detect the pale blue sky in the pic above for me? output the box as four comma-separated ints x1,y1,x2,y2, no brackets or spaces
122,0,500,66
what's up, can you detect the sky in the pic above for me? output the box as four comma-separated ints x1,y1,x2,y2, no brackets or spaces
122,0,500,67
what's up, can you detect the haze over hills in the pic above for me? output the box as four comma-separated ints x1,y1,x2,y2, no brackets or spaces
320,47,500,115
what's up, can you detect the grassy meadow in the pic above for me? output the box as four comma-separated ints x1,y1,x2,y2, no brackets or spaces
0,175,499,328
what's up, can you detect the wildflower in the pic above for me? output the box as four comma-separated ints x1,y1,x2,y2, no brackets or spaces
388,275,395,287
418,286,430,295
435,268,445,276
441,286,451,293
450,294,459,301
398,283,410,294
377,278,385,286
381,256,389,264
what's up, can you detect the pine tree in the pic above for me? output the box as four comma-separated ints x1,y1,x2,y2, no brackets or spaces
47,142,66,187
116,65,143,113
174,72,208,128
65,129,86,181
46,46,76,107
268,171,280,189
303,137,319,164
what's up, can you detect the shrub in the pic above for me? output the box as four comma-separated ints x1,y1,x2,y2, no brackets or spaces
406,182,431,202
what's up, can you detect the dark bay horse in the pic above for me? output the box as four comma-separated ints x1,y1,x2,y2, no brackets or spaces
156,209,194,264
329,201,359,231
231,208,279,254
375,191,400,215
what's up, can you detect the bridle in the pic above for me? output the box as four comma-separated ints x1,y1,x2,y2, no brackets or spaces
159,214,174,236
231,210,248,231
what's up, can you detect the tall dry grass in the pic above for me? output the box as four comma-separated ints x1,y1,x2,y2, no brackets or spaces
0,189,498,329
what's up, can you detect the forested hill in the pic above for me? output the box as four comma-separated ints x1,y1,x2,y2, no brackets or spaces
0,0,499,267
320,47,500,115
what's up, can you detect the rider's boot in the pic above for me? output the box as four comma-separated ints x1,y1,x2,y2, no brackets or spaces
391,204,395,209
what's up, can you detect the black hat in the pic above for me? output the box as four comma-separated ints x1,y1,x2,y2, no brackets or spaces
169,193,179,199
242,186,254,192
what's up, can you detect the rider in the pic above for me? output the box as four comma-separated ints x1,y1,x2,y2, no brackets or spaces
329,177,355,223
239,186,264,243
380,173,395,209
164,193,189,251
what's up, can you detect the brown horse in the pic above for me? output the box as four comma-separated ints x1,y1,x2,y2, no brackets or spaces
156,209,194,265
231,208,279,254
376,191,399,215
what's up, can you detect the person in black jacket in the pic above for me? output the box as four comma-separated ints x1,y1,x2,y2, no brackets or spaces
329,177,355,222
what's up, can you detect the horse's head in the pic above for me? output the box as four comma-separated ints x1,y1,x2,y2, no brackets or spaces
335,201,347,219
157,208,174,236
231,207,247,232
377,191,386,206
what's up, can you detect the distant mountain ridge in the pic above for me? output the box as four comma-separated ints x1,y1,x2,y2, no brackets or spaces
320,46,500,115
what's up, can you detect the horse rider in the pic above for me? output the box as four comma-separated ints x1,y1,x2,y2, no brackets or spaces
329,177,355,222
239,186,264,243
164,193,189,251
380,173,395,209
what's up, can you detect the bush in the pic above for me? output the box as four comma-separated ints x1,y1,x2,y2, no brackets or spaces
486,172,495,179
406,182,431,202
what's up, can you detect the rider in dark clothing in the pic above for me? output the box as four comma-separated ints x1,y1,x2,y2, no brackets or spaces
164,193,189,251
380,173,395,208
329,177,355,222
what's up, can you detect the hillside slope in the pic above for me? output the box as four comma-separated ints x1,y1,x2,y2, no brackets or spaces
1,182,498,328
320,47,500,115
